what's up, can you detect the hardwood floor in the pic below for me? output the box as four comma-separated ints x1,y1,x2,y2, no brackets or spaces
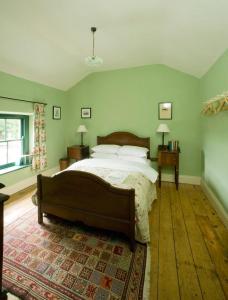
150,182,228,300
4,185,35,226
3,183,228,299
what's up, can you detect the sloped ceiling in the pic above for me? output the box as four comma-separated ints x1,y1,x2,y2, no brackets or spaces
0,0,227,90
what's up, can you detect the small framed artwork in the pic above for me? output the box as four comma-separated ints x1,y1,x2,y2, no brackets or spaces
81,107,91,119
158,102,172,120
53,106,61,120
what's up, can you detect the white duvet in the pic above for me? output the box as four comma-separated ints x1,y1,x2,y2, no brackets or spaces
66,158,158,243
67,158,158,183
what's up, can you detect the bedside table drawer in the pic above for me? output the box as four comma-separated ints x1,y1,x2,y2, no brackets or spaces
68,147,81,159
159,152,178,166
67,146,89,160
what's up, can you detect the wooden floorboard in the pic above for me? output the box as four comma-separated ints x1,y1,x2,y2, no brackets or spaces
194,185,228,249
149,195,160,300
169,183,202,300
188,185,228,298
2,183,228,300
178,184,226,300
4,186,34,226
158,182,180,300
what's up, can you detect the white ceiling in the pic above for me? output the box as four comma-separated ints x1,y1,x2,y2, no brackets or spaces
0,0,227,90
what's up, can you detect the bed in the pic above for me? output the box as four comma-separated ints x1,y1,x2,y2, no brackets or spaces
37,132,158,251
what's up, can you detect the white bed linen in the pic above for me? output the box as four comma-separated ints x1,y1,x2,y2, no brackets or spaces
67,158,157,183
66,158,158,243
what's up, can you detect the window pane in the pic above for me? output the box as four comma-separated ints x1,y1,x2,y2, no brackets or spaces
0,142,7,165
8,140,22,164
6,119,21,140
0,119,5,141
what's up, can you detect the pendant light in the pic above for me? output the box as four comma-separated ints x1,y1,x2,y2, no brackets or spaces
85,27,103,67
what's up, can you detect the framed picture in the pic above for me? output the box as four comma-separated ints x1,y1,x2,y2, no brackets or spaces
53,106,61,120
158,102,172,120
81,107,91,119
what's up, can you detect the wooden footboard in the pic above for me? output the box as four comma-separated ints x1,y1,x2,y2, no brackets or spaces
37,171,136,251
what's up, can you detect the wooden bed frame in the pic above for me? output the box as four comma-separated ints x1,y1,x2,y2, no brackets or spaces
37,132,150,251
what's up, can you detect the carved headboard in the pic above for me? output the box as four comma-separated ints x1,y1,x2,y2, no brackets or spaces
97,132,150,158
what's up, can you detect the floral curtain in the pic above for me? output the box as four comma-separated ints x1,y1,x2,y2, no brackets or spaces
32,103,47,170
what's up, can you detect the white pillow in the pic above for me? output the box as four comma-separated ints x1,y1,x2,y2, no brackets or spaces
118,155,150,165
91,152,118,159
118,145,149,157
92,144,121,154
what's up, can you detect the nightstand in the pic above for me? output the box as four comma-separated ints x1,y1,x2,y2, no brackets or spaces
67,145,90,161
157,145,180,189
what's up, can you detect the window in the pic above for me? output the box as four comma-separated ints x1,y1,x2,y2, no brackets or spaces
0,114,30,171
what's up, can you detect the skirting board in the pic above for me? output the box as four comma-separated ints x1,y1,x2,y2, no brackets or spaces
201,180,228,229
161,174,201,185
1,166,59,195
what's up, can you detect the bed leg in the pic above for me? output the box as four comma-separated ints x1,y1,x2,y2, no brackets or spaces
130,239,136,252
37,174,43,225
38,209,43,224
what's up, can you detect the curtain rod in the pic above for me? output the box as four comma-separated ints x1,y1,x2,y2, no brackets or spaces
0,95,47,106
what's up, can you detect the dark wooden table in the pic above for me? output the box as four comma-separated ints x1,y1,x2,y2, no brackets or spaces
157,145,180,190
67,145,89,161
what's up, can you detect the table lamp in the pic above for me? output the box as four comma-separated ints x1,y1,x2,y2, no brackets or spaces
156,123,170,146
77,125,88,146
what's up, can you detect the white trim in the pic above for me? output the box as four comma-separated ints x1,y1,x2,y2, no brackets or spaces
201,179,228,229
161,173,201,185
1,166,59,195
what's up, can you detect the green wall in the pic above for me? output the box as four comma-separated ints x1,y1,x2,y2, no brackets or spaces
0,70,68,186
200,50,228,212
4,54,227,191
67,64,201,176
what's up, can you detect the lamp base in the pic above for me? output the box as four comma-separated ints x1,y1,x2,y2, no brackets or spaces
80,133,84,147
159,144,168,150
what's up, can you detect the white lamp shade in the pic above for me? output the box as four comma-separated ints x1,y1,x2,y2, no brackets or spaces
156,123,170,133
85,56,103,67
77,125,88,133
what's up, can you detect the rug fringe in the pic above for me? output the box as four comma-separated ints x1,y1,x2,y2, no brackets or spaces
143,243,151,300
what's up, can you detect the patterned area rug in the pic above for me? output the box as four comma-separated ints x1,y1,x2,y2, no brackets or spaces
3,208,147,300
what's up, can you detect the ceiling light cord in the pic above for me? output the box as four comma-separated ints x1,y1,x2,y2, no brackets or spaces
92,30,95,58
91,27,96,58
85,26,103,67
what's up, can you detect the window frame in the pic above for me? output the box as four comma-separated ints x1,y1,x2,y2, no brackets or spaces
0,113,29,170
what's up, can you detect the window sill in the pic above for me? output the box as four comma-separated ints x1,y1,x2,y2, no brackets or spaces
0,165,31,175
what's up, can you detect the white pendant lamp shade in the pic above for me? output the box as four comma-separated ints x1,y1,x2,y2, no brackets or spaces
85,27,103,67
85,56,103,67
156,123,170,133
